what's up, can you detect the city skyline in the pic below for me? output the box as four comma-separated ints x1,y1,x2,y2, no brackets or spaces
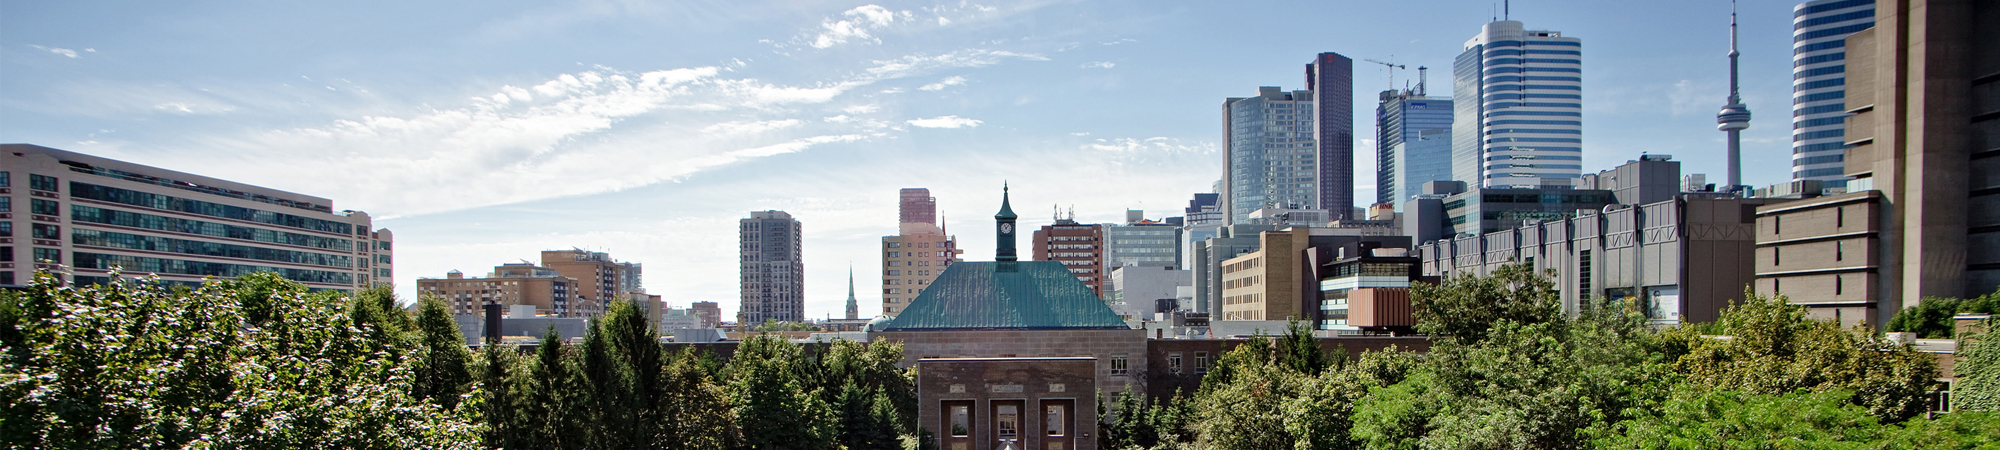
3,0,1811,320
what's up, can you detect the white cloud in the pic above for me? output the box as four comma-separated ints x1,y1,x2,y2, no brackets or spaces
810,5,900,49
1081,61,1115,69
1101,38,1138,46
1082,137,1214,154
907,115,982,128
843,104,880,114
701,119,803,135
919,75,967,91
29,45,80,58
864,49,1047,79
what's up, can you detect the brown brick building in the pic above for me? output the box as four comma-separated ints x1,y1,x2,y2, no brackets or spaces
1032,219,1107,297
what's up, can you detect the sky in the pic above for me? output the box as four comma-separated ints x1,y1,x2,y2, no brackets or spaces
2,0,1808,320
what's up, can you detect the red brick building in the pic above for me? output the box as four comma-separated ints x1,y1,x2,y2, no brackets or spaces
1032,220,1107,297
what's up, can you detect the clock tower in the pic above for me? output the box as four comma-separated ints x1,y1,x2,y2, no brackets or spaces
995,183,1019,271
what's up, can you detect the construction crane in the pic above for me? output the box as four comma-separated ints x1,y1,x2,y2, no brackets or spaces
1363,58,1405,92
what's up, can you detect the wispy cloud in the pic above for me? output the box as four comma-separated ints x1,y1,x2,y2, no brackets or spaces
1081,61,1115,69
29,45,81,58
907,115,982,128
809,5,901,49
919,75,967,91
1101,38,1138,46
1082,136,1213,154
702,119,804,135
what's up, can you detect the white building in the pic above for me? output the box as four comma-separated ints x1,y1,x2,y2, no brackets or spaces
1452,20,1585,188
1789,0,1875,185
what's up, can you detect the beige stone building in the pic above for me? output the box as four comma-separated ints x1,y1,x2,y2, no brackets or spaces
419,263,594,318
1754,0,1999,328
0,144,391,291
542,248,638,316
881,188,962,317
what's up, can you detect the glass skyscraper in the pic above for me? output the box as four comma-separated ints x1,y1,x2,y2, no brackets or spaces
1223,87,1318,224
1452,20,1584,188
1376,88,1454,207
1307,52,1356,220
1790,0,1874,185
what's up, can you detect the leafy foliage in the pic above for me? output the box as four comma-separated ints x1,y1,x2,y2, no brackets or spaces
1887,290,2000,338
1410,263,1562,343
0,271,479,449
1672,293,1940,421
1957,317,2000,411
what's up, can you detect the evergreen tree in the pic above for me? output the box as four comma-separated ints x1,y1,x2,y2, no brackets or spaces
414,295,474,410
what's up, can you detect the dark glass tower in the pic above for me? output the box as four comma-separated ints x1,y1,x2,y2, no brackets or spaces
1307,52,1355,220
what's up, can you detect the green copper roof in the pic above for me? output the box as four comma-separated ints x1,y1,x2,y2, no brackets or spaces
880,261,1129,331
995,185,1018,219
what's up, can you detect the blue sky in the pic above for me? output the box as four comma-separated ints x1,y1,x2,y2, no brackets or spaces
3,0,1806,320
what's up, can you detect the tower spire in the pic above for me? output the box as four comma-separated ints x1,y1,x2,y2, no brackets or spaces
995,182,1019,269
844,264,858,320
1716,0,1751,195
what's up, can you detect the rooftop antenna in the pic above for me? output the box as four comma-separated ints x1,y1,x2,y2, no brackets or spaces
1492,3,1497,22
1504,0,1510,20
1053,205,1062,222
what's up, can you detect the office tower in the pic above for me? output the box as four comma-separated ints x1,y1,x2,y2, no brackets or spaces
1224,87,1318,224
1790,0,1876,186
1376,82,1456,208
1032,216,1107,297
740,210,804,324
881,188,961,317
1307,52,1356,220
0,144,392,290
1104,210,1181,270
1452,20,1585,188
1755,0,1997,328
1181,193,1223,271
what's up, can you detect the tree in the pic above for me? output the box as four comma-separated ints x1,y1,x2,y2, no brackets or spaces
0,271,478,449
1410,263,1562,343
1674,293,1940,421
1888,289,2000,338
414,295,474,410
725,334,836,450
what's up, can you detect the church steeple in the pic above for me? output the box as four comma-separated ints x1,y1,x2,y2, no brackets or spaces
996,183,1019,270
844,265,858,320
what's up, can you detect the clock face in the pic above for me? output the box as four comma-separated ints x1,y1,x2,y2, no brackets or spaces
1000,223,1014,234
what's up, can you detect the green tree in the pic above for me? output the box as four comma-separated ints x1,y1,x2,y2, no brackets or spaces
660,347,738,449
414,295,474,410
1410,262,1562,343
726,334,836,450
1888,290,2000,338
1674,293,1940,421
0,271,478,449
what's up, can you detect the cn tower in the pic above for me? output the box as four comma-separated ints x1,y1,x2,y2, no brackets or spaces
1716,0,1752,195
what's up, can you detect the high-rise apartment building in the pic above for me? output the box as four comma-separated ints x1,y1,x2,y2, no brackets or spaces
881,188,962,317
1754,0,1998,328
0,144,391,290
740,210,804,324
1032,218,1108,297
1376,87,1456,208
1308,52,1357,220
1452,20,1585,188
691,301,722,328
419,264,587,318
541,248,636,315
1224,87,1319,224
1790,0,1876,185
900,188,937,225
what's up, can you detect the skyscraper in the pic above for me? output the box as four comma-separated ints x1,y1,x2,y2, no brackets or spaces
1224,87,1319,224
740,210,803,324
1452,20,1585,188
1307,52,1356,220
1790,0,1875,186
881,188,961,317
1376,81,1455,208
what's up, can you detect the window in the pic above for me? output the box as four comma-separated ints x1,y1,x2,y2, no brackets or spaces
1169,352,1183,374
887,242,901,248
1110,354,1129,376
1194,352,1209,374
950,405,970,436
1835,241,1844,261
0,222,9,236
1046,405,1065,436
30,199,59,216
1836,207,1845,228
1773,216,1781,234
0,171,8,187
32,248,60,263
1773,247,1782,266
375,240,391,251
0,197,8,213
31,224,58,240
0,247,11,262
997,405,1019,438
887,251,900,257
28,174,58,192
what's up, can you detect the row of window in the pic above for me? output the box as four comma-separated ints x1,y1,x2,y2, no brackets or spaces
70,205,356,251
71,252,356,285
69,182,357,235
71,228,354,268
